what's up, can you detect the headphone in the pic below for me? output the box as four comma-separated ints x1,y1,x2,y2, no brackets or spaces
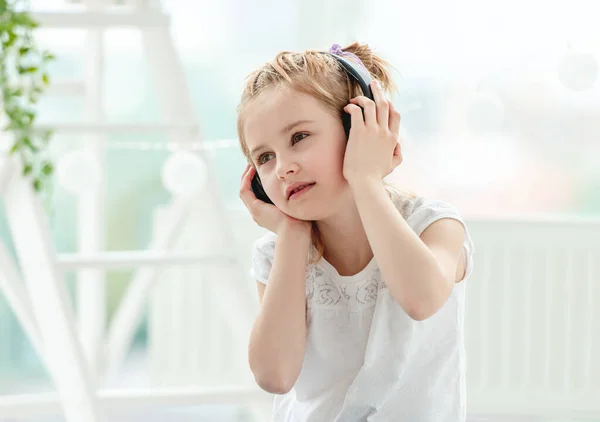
250,52,374,205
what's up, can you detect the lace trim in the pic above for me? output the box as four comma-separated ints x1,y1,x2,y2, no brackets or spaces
305,265,386,311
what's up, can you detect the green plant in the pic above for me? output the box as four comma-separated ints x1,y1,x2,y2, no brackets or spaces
1,0,55,193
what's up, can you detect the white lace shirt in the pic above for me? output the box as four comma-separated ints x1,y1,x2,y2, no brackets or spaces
250,196,475,422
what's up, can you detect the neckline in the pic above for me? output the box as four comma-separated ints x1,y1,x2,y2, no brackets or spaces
316,255,378,283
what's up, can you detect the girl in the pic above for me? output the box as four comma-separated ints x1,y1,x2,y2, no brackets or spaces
238,42,474,422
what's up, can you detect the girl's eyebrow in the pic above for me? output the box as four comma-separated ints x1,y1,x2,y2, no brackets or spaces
249,119,315,156
249,144,267,157
279,119,314,135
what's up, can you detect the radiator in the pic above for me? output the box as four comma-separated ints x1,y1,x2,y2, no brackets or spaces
465,218,600,419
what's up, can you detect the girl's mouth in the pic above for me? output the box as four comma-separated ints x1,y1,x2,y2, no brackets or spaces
288,183,316,200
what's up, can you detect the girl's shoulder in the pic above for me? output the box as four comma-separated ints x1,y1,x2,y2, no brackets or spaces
249,231,277,284
393,193,475,281
391,193,468,236
252,230,277,255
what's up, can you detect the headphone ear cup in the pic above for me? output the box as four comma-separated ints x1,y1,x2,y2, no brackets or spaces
251,172,274,204
342,111,352,139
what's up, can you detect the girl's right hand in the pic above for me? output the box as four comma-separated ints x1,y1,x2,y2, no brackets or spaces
239,164,312,235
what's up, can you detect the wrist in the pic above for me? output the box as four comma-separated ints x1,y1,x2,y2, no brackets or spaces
280,218,312,239
278,222,313,258
346,174,381,191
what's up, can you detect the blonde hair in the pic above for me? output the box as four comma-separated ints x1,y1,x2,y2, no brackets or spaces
237,42,416,263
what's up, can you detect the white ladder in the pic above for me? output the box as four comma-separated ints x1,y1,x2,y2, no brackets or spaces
0,0,263,420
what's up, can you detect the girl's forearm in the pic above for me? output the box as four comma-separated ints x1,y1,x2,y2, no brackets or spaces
248,223,311,394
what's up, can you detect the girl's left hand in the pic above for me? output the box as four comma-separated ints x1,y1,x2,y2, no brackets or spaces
342,79,403,186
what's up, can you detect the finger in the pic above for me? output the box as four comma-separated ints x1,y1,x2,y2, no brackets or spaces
239,165,259,205
370,80,389,128
240,163,255,192
389,101,401,136
349,96,377,127
241,162,252,183
344,104,366,133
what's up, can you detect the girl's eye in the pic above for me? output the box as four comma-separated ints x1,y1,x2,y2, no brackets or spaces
256,133,308,165
258,153,275,165
292,132,308,144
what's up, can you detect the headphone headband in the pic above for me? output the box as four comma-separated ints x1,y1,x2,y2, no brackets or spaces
326,52,374,101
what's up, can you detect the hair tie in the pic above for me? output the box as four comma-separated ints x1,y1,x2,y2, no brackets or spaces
328,43,368,72
329,43,344,55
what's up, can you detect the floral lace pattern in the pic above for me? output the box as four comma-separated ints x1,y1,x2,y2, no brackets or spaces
305,265,386,311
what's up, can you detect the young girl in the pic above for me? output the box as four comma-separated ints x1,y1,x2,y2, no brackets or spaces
237,42,474,422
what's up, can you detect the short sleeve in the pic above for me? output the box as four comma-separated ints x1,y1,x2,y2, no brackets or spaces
249,232,277,285
401,196,475,281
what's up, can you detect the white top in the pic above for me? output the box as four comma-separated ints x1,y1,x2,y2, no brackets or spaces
250,196,475,422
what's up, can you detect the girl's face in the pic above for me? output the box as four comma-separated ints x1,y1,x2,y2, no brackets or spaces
242,86,351,221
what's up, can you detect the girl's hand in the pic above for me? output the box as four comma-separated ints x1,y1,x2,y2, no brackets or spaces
342,79,403,186
239,164,312,235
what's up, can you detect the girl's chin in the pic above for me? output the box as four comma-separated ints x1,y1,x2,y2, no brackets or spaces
282,208,322,223
282,193,349,222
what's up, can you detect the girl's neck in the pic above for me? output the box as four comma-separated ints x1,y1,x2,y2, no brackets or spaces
316,205,373,277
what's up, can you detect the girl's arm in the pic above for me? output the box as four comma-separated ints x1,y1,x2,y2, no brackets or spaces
343,80,466,321
248,221,311,394
350,178,465,321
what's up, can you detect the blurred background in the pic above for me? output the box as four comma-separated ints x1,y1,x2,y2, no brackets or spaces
0,0,598,421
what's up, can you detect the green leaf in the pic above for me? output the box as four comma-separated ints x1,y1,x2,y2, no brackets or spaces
23,137,39,151
23,110,35,123
0,3,56,199
42,161,53,175
18,65,37,74
6,31,17,48
11,12,35,28
8,119,23,131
